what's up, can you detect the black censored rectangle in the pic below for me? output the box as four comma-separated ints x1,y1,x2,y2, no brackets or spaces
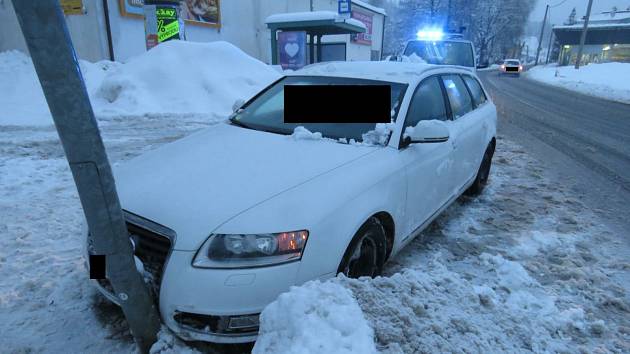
506,67,519,72
89,254,106,279
284,85,391,123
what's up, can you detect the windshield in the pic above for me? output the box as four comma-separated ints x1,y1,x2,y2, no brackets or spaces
230,76,408,142
505,60,520,66
403,40,474,67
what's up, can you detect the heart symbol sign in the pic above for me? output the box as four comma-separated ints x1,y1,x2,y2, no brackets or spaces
284,42,300,58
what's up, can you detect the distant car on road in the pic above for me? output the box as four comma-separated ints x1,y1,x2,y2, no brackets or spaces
499,59,523,76
85,61,497,344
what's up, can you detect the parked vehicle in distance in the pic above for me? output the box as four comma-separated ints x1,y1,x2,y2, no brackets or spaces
84,61,497,344
499,59,523,76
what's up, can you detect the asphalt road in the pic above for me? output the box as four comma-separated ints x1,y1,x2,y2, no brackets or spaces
479,70,630,237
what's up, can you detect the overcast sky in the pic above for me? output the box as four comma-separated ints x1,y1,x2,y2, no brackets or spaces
530,0,628,24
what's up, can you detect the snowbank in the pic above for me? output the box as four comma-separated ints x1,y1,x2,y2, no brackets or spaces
526,62,630,104
0,41,280,126
93,41,280,118
0,50,53,126
253,280,376,354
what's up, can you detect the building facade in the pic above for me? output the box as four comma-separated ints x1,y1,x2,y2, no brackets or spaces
553,8,630,66
0,0,385,64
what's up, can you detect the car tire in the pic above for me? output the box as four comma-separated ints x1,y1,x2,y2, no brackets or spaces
337,217,387,278
465,141,495,196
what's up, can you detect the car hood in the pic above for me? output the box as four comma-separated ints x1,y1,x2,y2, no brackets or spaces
115,123,378,250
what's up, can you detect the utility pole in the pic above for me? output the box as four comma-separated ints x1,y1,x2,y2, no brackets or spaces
11,1,161,352
535,4,549,65
310,0,313,11
575,0,594,69
545,26,554,64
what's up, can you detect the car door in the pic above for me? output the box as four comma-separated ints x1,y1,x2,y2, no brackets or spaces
398,76,454,239
440,74,485,194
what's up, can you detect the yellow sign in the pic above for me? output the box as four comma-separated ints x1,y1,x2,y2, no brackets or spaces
60,0,84,15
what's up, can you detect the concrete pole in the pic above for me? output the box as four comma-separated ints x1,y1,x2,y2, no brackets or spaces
575,0,594,69
10,1,161,352
535,4,549,65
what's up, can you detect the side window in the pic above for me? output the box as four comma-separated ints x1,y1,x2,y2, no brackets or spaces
404,76,448,130
463,75,487,107
441,74,473,119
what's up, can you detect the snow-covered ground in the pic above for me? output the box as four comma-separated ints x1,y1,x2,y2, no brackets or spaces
526,62,630,104
255,137,630,353
1,42,629,353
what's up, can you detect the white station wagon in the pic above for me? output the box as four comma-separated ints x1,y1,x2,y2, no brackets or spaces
85,61,497,343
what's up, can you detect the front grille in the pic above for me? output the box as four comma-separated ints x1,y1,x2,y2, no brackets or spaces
87,212,174,300
128,221,172,296
173,311,260,335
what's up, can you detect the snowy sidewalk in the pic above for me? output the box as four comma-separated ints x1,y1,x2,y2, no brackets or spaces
525,63,630,104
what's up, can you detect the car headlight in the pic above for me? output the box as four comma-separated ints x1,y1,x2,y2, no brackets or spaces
192,230,309,268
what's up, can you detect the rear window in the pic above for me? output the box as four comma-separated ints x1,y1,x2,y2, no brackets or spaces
441,75,473,119
462,76,487,107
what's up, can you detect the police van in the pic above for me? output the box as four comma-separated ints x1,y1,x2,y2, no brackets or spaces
392,30,479,70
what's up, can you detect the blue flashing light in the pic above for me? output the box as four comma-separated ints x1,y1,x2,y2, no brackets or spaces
416,29,444,40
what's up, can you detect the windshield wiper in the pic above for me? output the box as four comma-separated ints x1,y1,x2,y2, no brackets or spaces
229,118,255,130
230,118,292,136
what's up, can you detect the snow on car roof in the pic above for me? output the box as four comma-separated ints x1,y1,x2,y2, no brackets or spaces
287,61,443,84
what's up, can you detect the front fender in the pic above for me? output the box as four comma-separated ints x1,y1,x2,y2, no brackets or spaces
213,147,407,285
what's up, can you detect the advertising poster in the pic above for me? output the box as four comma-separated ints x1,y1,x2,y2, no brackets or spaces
278,31,307,70
120,0,221,27
351,9,373,45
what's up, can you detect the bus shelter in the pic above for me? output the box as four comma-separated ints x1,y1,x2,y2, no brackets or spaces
266,12,366,66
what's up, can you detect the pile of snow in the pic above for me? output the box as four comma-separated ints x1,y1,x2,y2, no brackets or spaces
361,122,394,145
0,41,280,126
526,62,630,104
253,280,376,354
289,124,394,146
0,50,53,126
290,126,324,141
93,41,280,118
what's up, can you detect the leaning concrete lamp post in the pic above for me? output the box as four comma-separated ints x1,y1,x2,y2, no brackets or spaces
10,1,161,352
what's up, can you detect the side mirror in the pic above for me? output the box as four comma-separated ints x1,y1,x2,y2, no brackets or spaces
232,98,245,113
403,120,450,146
